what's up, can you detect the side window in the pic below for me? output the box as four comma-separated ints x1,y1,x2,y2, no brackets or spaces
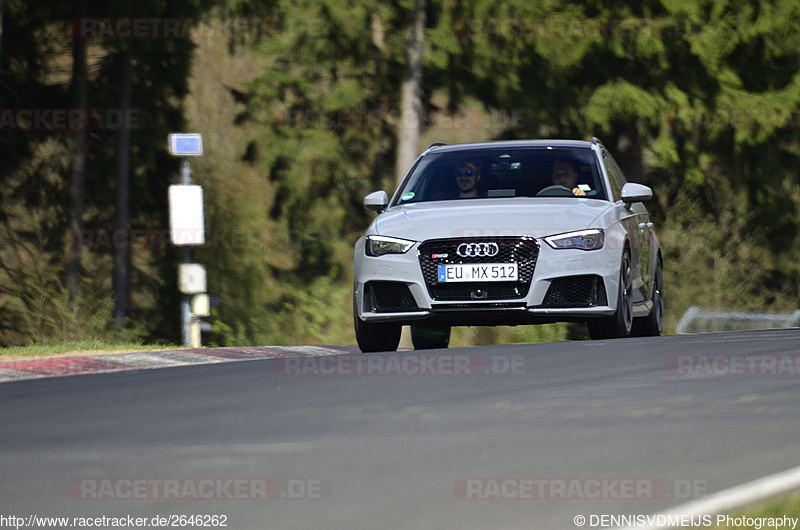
609,156,628,186
603,155,623,202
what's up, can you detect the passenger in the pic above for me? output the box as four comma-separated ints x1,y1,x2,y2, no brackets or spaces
454,161,483,198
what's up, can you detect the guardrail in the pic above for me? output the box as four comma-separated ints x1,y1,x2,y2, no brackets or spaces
676,306,800,334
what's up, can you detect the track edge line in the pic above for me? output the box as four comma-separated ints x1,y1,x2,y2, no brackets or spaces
615,465,800,530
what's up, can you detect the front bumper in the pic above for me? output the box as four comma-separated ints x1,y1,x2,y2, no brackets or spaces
354,235,622,326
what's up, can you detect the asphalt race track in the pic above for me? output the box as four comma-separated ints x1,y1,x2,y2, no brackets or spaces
2,330,800,529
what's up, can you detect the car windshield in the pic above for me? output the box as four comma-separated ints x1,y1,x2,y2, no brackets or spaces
393,147,607,205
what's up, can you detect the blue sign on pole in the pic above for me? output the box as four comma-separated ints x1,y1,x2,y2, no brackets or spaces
168,133,203,157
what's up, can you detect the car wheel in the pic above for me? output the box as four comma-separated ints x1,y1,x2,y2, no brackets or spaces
588,249,633,340
632,255,663,337
411,325,451,350
353,298,402,353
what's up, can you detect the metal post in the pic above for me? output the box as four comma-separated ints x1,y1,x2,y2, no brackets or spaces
181,158,192,347
182,248,192,347
180,158,191,185
169,134,205,348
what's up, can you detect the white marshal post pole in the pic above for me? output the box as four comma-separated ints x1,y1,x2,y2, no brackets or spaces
168,133,205,347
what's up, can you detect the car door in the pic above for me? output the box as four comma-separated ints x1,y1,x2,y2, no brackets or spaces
602,152,651,303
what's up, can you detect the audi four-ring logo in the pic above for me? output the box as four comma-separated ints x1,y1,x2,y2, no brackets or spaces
456,242,499,257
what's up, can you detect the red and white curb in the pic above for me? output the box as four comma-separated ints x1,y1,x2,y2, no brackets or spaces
0,345,360,383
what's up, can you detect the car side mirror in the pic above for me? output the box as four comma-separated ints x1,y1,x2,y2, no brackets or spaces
364,190,389,212
621,183,653,204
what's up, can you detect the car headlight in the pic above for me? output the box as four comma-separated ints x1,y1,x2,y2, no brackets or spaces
543,229,605,251
365,235,416,256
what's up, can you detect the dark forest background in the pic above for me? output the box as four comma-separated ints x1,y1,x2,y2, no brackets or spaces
2,0,799,347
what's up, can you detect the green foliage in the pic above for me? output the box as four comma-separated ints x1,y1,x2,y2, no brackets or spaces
3,0,800,348
0,340,182,358
714,491,800,529
0,0,208,346
451,322,588,348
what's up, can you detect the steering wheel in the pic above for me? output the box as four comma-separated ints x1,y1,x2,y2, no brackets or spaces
536,185,574,197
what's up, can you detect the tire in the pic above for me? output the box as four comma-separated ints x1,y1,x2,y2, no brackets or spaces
353,298,401,353
410,325,451,350
588,249,633,340
632,255,663,337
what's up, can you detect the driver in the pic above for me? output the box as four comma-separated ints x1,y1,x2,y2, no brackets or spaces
550,160,586,197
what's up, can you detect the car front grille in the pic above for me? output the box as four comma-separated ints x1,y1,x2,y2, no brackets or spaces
417,237,539,301
540,275,607,308
365,281,420,312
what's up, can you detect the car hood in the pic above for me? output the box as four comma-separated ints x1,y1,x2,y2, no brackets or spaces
372,198,611,241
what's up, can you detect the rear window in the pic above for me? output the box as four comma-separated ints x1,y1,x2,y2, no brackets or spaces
392,147,607,205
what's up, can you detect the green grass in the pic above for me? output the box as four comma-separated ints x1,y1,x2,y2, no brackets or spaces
713,490,800,528
0,340,184,359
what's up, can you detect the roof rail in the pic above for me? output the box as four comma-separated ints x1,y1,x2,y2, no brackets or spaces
591,137,603,146
425,142,448,150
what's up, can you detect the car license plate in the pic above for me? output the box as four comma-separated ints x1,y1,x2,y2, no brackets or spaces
437,263,518,283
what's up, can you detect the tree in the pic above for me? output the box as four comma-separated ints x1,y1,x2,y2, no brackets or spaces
0,0,5,73
394,0,426,184
0,0,214,345
190,0,433,344
465,0,800,316
113,47,132,330
68,0,88,306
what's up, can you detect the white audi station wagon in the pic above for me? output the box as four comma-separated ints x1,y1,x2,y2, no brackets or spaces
353,138,663,352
